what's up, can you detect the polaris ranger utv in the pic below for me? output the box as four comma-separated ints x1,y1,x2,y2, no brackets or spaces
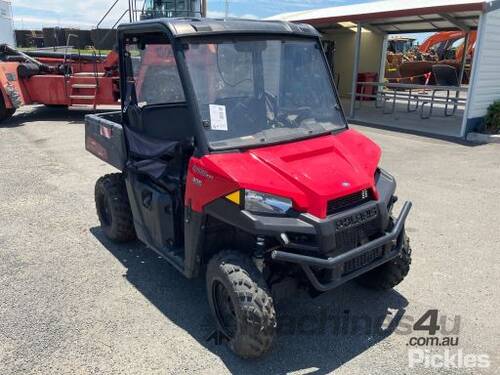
85,18,413,358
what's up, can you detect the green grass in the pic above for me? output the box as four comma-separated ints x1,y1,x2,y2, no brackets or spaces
484,100,500,134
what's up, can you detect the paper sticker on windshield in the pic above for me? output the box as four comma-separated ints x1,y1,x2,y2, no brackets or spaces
209,104,228,131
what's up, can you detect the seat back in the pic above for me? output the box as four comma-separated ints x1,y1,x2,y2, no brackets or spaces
124,104,193,161
140,104,192,142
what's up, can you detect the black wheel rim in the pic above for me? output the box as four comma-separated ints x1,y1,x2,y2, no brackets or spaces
212,280,237,338
98,194,112,227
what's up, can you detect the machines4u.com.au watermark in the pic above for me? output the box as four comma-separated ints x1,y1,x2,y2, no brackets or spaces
204,308,491,370
404,309,491,370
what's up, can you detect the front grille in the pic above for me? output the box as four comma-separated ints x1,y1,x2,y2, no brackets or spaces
327,189,372,215
335,218,380,253
343,247,384,275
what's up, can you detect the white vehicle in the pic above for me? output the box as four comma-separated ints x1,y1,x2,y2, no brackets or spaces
0,0,15,46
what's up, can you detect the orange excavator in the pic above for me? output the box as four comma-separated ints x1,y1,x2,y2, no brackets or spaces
386,30,476,84
419,31,477,61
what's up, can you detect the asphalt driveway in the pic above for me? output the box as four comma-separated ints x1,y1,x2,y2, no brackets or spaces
0,106,498,374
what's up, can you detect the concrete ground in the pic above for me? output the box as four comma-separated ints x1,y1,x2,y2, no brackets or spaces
0,106,499,374
342,90,468,138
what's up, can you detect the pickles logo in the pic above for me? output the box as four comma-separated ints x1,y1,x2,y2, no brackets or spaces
405,310,491,370
408,349,491,369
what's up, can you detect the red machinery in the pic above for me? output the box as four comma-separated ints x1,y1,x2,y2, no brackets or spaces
0,1,210,123
0,45,121,122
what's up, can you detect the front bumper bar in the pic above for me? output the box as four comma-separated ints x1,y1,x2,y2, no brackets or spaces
271,201,412,292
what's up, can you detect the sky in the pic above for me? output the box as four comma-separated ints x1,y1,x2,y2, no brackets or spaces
9,0,431,42
11,0,375,30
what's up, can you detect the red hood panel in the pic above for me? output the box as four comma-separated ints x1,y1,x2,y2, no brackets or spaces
193,129,381,218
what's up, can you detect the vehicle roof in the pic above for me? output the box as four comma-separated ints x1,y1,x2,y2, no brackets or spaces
117,17,320,39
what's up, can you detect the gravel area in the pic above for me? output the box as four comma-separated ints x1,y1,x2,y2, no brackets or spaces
0,106,498,374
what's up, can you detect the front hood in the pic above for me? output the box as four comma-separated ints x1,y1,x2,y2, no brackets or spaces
199,129,381,218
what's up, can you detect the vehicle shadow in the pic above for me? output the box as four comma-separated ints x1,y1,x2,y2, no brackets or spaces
91,227,409,374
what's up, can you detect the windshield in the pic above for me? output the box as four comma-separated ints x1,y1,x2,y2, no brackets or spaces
184,38,345,150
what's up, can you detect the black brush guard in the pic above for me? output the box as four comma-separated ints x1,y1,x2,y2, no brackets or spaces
271,201,412,292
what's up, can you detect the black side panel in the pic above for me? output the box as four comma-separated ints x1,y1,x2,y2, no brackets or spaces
85,112,127,171
183,208,206,278
125,174,179,250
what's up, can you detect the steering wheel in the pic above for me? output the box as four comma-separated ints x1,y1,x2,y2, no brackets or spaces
294,107,313,125
275,106,312,127
224,100,259,130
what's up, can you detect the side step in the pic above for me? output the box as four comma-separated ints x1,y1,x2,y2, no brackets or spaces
70,95,96,100
69,104,96,109
72,84,97,89
157,246,185,274
73,72,105,77
69,74,99,109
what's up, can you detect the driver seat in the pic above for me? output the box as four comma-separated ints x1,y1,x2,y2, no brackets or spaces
124,104,193,192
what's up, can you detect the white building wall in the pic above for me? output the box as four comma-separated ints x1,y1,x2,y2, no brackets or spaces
0,0,15,46
463,7,500,134
322,30,385,97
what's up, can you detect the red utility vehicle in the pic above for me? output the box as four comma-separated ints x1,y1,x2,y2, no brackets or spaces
85,18,413,358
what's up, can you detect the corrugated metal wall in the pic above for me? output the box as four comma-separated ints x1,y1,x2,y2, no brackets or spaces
0,0,15,46
464,7,500,133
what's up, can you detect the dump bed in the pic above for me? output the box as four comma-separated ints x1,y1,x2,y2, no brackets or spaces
85,112,127,170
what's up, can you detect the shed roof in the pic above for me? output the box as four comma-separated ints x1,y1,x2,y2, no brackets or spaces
268,0,499,33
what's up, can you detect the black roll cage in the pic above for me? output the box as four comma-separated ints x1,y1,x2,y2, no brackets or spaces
117,20,349,158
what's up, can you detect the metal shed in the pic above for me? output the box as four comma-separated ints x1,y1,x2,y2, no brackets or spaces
270,0,500,138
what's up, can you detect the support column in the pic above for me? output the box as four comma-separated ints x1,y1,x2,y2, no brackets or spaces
201,0,208,17
458,32,470,84
349,23,362,119
378,34,389,84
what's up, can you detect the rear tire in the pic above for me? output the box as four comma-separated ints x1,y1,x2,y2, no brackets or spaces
206,250,276,358
0,94,15,123
356,231,412,290
95,173,136,242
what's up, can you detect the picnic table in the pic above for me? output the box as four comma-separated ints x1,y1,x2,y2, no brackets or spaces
355,81,468,119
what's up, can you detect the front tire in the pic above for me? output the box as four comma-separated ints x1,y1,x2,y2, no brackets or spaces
0,94,15,123
356,231,412,290
95,173,136,242
206,251,277,358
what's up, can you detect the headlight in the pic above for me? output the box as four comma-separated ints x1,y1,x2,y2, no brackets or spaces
244,190,293,215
